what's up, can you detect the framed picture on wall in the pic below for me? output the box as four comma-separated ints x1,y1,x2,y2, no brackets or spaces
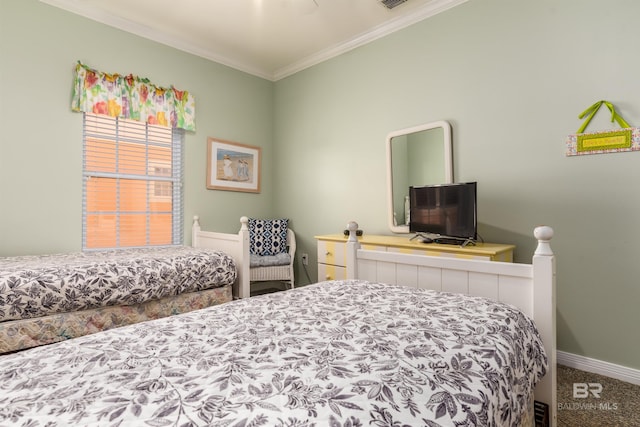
207,137,261,193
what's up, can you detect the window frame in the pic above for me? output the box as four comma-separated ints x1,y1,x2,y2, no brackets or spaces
81,113,184,250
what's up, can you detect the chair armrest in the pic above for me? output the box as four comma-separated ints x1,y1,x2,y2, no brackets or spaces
287,229,296,257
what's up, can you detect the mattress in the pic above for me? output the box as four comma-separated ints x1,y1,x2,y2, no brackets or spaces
0,246,236,322
0,285,232,354
0,280,547,426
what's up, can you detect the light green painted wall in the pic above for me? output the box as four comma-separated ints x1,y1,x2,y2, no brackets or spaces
1,0,639,372
0,0,274,255
273,0,640,370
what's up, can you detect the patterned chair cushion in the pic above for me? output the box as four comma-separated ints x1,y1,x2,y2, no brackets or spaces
248,218,289,256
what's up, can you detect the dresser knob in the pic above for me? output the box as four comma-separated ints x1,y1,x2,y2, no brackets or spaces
326,251,331,256
326,275,331,280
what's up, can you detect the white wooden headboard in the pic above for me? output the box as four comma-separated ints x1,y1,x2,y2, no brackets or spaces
344,221,557,426
192,216,251,299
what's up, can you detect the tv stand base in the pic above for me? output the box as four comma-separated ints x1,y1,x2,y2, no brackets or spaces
434,237,476,247
411,233,476,247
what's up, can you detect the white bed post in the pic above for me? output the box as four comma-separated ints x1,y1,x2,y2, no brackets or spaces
237,216,251,299
345,221,360,280
192,215,202,247
532,226,557,427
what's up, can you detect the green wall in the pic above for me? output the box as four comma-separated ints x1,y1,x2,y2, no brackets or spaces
273,0,640,371
2,0,639,372
0,0,274,256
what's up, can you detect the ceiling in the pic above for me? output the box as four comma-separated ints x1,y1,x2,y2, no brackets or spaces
41,0,467,81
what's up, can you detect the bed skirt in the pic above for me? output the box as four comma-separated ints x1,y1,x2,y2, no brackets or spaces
0,284,232,354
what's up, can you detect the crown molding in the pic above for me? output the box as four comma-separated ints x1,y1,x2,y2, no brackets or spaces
39,0,274,79
273,0,468,81
41,0,468,82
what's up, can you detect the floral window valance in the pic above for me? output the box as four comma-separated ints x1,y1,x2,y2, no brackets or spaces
71,62,196,131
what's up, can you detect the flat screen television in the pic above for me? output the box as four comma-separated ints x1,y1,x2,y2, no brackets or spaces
409,182,477,241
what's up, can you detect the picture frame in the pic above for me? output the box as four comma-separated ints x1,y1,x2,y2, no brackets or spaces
207,137,261,193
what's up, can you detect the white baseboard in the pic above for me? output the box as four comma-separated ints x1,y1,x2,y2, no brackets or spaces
558,351,640,386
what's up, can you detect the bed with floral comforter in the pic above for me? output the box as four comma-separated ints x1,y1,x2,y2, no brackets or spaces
0,246,236,353
0,280,546,426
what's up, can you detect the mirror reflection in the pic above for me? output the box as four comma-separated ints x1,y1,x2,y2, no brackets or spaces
386,121,453,233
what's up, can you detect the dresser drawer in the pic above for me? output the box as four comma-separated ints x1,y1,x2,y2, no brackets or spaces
317,240,347,267
317,263,347,281
361,243,388,252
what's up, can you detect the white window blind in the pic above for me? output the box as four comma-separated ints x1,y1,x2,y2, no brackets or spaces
82,113,183,250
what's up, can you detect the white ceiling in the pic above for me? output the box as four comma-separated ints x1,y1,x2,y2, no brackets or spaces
41,0,467,81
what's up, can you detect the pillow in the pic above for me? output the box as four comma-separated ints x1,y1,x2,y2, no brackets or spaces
248,218,289,256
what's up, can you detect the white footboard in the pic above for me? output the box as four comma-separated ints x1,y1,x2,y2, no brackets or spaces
345,222,557,427
192,216,251,299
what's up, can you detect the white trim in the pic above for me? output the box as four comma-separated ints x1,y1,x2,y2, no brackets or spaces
273,0,469,80
40,0,274,80
40,0,468,81
558,351,640,386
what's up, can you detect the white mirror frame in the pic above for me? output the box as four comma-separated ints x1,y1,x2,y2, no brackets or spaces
386,121,453,234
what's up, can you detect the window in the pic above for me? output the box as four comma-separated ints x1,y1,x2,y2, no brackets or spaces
82,113,183,249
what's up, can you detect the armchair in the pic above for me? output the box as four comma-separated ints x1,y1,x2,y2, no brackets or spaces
248,218,296,291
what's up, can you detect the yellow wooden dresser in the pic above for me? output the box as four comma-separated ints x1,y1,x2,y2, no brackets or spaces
315,234,515,281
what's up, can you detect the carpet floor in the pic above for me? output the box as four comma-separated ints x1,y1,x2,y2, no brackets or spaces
557,365,640,427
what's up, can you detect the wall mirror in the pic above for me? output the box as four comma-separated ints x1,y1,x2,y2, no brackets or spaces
386,120,453,233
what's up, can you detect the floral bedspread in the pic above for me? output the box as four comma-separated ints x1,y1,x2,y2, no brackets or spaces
0,280,547,427
0,246,236,322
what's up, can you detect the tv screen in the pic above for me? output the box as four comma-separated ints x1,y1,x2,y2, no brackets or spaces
409,182,477,240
